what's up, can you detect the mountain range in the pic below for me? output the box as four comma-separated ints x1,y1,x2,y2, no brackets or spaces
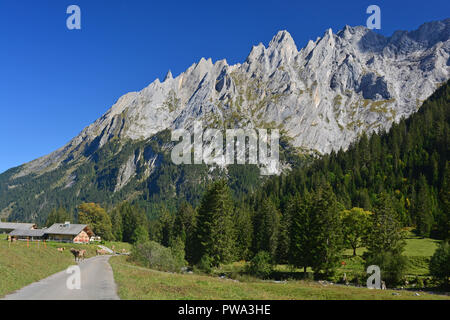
1,19,449,223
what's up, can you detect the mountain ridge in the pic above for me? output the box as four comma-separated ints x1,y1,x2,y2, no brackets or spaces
14,19,450,179
1,18,449,223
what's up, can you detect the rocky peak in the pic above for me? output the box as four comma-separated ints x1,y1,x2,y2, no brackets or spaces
164,70,173,81
14,19,450,178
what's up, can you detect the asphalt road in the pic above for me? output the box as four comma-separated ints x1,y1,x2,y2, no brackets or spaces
3,255,120,300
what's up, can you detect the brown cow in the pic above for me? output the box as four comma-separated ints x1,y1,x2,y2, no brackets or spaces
57,247,65,253
70,248,86,262
96,249,107,255
70,248,80,261
78,249,86,261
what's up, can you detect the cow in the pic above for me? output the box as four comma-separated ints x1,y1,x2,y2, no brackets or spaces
70,248,80,261
70,248,86,262
57,247,65,253
96,249,108,255
78,249,86,261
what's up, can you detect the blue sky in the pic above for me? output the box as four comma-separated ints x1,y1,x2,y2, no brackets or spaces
0,0,448,174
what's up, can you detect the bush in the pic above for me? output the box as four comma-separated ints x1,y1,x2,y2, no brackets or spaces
131,241,184,272
246,251,273,279
415,277,424,289
170,237,187,268
131,225,149,244
429,241,450,287
364,251,408,287
195,254,214,274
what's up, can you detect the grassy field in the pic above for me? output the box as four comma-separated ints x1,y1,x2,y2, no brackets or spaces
0,239,100,297
0,231,444,300
101,241,132,253
110,231,449,300
110,255,449,300
212,231,441,285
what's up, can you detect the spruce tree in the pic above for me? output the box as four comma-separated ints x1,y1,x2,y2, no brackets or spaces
364,193,407,285
416,175,434,237
288,192,313,274
233,204,254,261
174,201,197,263
254,199,281,260
110,206,123,241
194,180,236,266
308,184,344,277
439,162,450,240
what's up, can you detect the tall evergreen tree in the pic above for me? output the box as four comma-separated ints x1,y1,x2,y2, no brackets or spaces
194,180,236,266
415,175,434,237
233,204,254,261
110,206,123,241
364,193,407,285
45,207,72,227
439,162,450,240
308,184,344,276
253,199,281,260
120,202,148,244
276,208,291,264
288,192,313,274
173,201,197,263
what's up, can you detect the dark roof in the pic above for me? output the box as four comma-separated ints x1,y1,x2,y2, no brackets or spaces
9,229,45,237
0,222,36,230
45,223,90,236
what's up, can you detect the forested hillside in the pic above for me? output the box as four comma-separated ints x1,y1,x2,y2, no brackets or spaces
251,80,450,240
134,80,449,286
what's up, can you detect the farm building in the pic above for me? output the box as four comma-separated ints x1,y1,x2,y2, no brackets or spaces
44,222,94,243
0,222,37,234
9,229,46,241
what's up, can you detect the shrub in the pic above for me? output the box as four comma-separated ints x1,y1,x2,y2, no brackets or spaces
131,225,149,244
429,241,450,287
195,254,214,274
131,241,184,272
170,237,187,269
364,251,408,287
246,251,273,279
415,277,424,289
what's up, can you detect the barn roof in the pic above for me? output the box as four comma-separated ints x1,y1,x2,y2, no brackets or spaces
45,223,90,236
9,229,46,237
0,222,36,230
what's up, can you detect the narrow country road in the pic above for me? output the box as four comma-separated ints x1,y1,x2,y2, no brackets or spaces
3,255,119,300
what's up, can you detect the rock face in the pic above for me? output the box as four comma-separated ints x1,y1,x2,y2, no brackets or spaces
13,19,450,179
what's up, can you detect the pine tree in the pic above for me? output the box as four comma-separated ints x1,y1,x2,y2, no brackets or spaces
288,192,313,274
45,207,72,227
416,175,434,237
233,204,253,261
308,184,344,277
439,162,450,240
364,193,407,285
254,199,281,260
120,202,148,244
174,201,197,263
365,193,405,254
159,207,175,247
194,180,236,266
276,209,291,264
110,206,123,241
